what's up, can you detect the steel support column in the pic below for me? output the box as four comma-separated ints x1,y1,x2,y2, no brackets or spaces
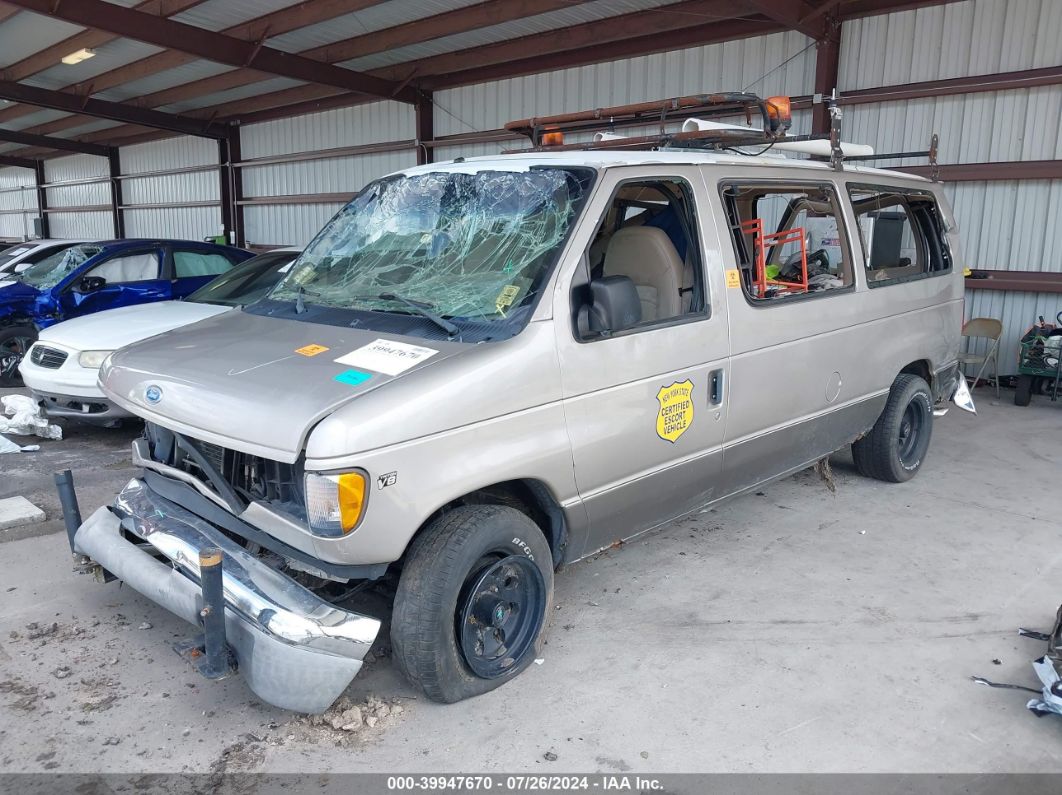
108,148,124,239
811,25,840,135
416,91,434,166
219,126,244,248
33,159,49,238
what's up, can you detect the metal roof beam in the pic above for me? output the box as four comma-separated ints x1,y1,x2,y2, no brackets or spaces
745,0,828,37
0,154,39,169
0,127,111,156
2,0,207,83
0,0,388,130
0,79,228,137
2,0,417,103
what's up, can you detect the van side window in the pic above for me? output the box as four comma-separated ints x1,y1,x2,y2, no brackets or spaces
848,186,951,287
580,178,705,335
720,183,853,302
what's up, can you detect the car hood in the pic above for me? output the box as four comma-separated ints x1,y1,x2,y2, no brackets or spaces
39,301,231,352
100,310,471,463
0,280,40,302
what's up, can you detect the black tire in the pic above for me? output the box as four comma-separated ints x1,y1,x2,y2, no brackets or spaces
0,325,36,387
852,373,933,483
391,505,553,704
1014,375,1033,407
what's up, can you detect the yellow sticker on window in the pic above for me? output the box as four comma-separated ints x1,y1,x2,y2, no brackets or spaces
725,269,741,288
495,284,521,312
295,344,329,357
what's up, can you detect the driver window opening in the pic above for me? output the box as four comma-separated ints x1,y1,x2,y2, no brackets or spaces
582,178,705,332
721,183,852,301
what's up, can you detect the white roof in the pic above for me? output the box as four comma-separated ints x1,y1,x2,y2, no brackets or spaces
402,149,930,183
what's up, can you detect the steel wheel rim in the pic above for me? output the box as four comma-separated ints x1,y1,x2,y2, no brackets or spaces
0,335,32,378
897,398,926,465
457,553,545,679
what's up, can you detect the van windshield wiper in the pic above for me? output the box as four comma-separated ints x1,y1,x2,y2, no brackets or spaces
357,292,460,339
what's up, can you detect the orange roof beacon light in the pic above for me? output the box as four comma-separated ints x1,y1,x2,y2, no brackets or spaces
765,96,792,133
540,128,564,147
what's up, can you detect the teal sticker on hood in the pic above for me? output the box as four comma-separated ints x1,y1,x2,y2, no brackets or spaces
334,369,373,386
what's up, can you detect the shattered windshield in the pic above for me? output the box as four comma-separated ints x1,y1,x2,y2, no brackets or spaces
19,245,102,289
269,167,591,326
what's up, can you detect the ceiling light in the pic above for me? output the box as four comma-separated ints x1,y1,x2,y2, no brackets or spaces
61,48,95,65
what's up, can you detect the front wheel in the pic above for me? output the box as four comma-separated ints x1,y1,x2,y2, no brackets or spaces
0,325,36,387
852,373,933,483
391,505,553,703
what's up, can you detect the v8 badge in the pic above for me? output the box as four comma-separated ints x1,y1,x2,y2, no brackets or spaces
378,471,397,489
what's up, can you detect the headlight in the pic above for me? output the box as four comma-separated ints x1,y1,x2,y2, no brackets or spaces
78,350,113,369
304,471,367,537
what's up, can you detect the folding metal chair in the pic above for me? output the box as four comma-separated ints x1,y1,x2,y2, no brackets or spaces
958,317,1003,399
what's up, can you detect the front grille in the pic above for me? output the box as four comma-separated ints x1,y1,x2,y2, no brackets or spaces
144,422,305,521
30,345,68,369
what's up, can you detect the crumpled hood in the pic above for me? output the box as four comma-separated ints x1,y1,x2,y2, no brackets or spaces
39,301,230,352
100,310,467,463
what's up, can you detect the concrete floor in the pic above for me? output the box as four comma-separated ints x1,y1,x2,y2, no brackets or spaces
1,386,1061,774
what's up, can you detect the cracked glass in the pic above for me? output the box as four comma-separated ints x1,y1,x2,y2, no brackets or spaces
269,168,590,324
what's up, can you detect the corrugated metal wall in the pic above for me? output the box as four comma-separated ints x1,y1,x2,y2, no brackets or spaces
120,137,222,240
43,153,111,240
840,0,1062,373
0,167,38,240
240,100,417,246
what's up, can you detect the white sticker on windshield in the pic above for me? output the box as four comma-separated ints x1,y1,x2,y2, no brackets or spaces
334,338,438,376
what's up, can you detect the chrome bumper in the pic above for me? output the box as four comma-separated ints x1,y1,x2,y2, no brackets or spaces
72,478,381,713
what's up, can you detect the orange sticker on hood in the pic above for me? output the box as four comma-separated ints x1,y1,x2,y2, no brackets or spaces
295,344,329,357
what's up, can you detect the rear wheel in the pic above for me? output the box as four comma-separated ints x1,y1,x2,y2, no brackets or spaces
852,373,933,483
1014,375,1033,406
391,505,553,703
0,325,36,387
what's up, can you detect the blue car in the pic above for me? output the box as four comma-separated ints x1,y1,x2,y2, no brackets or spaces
0,239,252,385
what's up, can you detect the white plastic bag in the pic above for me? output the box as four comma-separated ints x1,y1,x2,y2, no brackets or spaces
0,395,62,440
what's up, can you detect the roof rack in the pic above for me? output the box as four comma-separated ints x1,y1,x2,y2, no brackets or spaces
501,90,941,180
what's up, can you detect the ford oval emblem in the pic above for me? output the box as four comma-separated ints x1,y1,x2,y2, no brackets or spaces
145,385,162,404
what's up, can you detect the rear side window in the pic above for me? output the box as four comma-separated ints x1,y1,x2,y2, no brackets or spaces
174,250,235,278
848,185,951,287
720,182,853,302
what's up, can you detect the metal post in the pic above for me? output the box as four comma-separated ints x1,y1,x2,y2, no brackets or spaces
416,90,434,166
219,126,244,248
108,147,124,239
199,548,228,678
53,470,82,552
33,159,49,239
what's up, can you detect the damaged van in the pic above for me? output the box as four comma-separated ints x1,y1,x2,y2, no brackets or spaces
65,94,973,712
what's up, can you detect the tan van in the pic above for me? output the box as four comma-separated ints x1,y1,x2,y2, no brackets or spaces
64,94,973,712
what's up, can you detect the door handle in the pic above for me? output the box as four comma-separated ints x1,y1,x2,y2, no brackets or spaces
709,369,724,406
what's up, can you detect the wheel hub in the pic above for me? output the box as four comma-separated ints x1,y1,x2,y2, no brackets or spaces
457,554,545,679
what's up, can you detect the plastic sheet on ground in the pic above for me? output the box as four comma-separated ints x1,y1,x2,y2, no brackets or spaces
0,394,62,440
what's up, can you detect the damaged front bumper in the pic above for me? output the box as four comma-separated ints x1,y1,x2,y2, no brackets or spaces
72,478,381,713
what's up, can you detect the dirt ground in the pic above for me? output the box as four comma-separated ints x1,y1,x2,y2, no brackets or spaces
1,385,1062,775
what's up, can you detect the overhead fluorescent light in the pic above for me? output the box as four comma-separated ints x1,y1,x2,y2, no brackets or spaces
61,48,95,65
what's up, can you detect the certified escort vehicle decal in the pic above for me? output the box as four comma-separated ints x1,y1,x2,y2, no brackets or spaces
334,339,438,376
295,343,330,357
656,380,694,443
334,369,373,386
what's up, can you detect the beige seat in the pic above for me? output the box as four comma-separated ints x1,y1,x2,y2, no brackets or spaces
958,317,1003,399
602,226,683,322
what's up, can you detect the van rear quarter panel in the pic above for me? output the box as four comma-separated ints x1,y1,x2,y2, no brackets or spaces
703,167,962,492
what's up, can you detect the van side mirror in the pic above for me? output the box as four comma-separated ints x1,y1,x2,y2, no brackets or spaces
578,276,642,337
77,276,106,293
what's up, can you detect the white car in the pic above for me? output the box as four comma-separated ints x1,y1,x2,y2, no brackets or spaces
19,247,299,425
0,239,88,283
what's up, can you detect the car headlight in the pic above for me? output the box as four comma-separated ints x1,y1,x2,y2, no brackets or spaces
304,471,367,537
78,350,113,369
